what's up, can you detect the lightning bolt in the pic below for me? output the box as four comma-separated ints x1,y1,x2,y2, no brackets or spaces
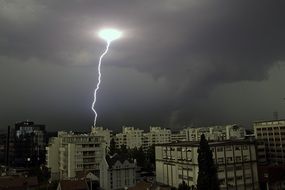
91,41,110,127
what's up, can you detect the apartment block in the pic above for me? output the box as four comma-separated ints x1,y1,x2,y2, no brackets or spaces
185,124,245,141
155,140,259,190
253,119,285,165
171,130,187,142
115,127,144,149
143,126,171,147
46,131,106,181
91,127,112,147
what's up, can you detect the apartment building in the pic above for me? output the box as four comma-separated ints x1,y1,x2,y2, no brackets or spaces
155,140,259,190
171,130,187,142
143,127,171,147
185,124,245,141
14,120,46,166
91,127,112,147
115,127,144,149
253,119,285,165
46,131,106,181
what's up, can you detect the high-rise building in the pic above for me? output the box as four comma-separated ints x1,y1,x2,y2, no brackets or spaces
253,119,285,165
155,140,259,190
14,121,46,166
46,131,106,181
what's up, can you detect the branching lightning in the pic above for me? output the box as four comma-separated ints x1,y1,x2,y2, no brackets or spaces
91,41,110,127
91,28,122,128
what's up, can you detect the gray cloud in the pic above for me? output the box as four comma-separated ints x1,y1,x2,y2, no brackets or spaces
1,0,285,130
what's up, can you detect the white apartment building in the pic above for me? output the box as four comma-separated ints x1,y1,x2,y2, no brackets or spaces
100,154,136,190
155,140,259,190
253,119,285,164
143,126,171,148
46,131,106,181
185,124,245,141
115,126,144,149
91,127,112,147
171,130,187,142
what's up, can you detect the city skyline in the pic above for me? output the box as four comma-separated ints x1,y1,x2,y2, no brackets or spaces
1,1,285,131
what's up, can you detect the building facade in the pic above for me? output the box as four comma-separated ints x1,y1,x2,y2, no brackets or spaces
143,127,171,148
100,154,136,190
185,124,245,141
91,127,112,147
155,140,259,190
46,131,106,181
171,130,187,142
14,121,46,166
115,127,144,149
253,119,285,165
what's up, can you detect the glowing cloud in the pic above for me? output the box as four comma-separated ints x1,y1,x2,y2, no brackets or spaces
98,28,122,43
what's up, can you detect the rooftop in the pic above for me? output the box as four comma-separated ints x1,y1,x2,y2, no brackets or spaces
155,139,255,147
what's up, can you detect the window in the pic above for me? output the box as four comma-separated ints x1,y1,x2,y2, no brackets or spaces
235,165,242,170
236,176,243,181
217,147,224,152
227,166,234,171
218,158,224,164
217,166,224,172
225,146,232,151
236,156,241,162
219,179,225,185
227,157,233,163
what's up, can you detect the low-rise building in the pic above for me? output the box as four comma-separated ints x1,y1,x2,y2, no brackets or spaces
155,140,259,190
100,154,136,190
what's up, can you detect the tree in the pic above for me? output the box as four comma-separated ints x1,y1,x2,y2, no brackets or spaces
145,145,155,171
178,181,191,190
197,134,219,190
109,138,117,155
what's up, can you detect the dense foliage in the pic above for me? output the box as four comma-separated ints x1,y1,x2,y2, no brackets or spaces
197,134,219,190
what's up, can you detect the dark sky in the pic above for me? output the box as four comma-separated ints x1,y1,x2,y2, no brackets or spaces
1,0,285,131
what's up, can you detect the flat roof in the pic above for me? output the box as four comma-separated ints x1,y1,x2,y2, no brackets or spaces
155,139,255,147
253,119,285,124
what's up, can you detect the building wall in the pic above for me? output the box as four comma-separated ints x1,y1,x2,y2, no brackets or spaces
115,127,143,149
14,121,46,166
100,158,136,190
155,141,259,190
46,131,106,181
185,124,245,142
143,127,171,150
46,137,60,180
91,127,112,147
253,120,285,164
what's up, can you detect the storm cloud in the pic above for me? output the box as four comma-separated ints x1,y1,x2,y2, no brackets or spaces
1,0,285,131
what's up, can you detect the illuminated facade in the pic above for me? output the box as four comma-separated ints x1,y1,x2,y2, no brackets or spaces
155,140,259,190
